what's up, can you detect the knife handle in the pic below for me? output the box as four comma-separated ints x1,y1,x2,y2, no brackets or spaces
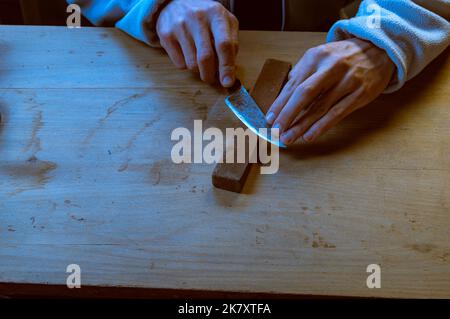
226,79,242,95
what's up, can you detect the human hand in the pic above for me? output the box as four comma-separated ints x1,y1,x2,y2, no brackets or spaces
156,0,239,87
266,38,395,144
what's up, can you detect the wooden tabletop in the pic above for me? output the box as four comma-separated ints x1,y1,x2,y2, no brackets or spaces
0,25,449,298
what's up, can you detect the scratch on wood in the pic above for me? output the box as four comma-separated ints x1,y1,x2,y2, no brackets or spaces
181,89,208,120
83,93,144,145
23,110,43,153
123,120,156,151
64,199,81,208
151,165,161,185
118,159,130,172
117,117,160,172
24,94,45,111
70,214,86,222
256,224,269,233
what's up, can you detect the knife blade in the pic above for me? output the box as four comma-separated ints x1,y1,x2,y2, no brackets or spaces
225,80,286,148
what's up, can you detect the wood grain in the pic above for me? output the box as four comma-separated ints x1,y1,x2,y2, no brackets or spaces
0,26,449,298
250,59,292,114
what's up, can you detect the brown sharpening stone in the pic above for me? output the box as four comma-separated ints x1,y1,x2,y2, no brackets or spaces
212,59,292,193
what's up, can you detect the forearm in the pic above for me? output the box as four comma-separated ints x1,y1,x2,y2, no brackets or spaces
66,0,138,26
67,0,170,46
327,0,450,93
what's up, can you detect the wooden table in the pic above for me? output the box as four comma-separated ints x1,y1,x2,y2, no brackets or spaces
0,26,449,299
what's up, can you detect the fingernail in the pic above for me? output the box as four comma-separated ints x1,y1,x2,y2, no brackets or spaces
281,131,294,145
266,112,276,124
222,76,234,88
303,131,315,142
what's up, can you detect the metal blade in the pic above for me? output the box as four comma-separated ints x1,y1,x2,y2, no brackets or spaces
225,82,286,148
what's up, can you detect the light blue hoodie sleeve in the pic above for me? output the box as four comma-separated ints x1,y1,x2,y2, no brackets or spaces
67,0,169,46
327,0,450,93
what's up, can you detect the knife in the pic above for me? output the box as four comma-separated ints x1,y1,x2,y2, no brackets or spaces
225,80,286,148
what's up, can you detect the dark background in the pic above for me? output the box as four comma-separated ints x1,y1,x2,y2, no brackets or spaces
0,0,90,25
1,0,359,27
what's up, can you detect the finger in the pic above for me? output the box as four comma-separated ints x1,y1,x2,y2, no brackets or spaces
279,79,355,146
159,33,186,69
303,88,363,142
228,14,240,54
271,69,340,134
266,55,316,124
211,17,238,87
288,49,317,81
175,26,198,72
191,21,216,84
266,74,312,124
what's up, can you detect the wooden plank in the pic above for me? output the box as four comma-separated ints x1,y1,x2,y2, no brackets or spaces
212,59,291,193
0,26,449,298
0,26,325,90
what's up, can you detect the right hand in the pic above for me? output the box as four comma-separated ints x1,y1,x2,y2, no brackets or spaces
156,0,239,87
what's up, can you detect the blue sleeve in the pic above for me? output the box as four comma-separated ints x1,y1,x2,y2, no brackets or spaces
67,0,170,46
327,0,450,93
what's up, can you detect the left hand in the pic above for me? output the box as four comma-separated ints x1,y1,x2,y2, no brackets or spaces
265,38,395,145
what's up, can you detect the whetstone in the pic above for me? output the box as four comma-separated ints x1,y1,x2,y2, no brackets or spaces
212,59,292,193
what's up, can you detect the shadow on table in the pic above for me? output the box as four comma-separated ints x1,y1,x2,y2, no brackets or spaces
284,48,450,160
0,100,8,146
117,33,225,86
113,34,448,197
0,40,10,145
0,282,359,299
117,34,449,163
